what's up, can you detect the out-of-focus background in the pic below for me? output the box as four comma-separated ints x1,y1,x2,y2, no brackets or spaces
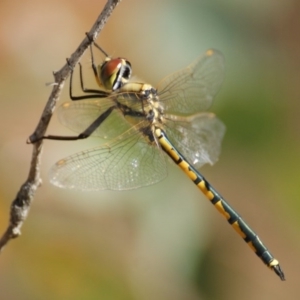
0,0,299,299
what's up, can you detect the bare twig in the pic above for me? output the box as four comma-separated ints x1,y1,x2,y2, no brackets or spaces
0,0,123,252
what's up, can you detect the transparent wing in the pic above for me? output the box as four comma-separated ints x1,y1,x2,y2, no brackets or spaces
49,122,167,191
157,49,225,115
57,89,151,139
164,113,226,169
57,98,133,139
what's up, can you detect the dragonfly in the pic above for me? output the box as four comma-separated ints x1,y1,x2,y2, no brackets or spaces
33,42,285,280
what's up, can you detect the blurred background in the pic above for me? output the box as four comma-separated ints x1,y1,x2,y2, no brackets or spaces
0,0,299,299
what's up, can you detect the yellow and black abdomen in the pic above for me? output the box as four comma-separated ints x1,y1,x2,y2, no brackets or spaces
155,127,285,280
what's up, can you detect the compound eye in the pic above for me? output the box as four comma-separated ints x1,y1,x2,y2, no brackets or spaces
100,58,122,90
100,58,132,91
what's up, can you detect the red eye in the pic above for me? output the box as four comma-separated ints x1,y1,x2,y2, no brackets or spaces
101,59,122,79
100,58,132,91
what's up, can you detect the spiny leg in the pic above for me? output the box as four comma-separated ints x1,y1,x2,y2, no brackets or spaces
69,59,109,101
30,105,115,143
85,32,108,88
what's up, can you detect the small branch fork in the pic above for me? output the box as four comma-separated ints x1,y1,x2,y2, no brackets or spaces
0,0,123,252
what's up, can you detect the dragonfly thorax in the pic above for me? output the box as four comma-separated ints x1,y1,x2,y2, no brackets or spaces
143,89,165,127
114,81,165,129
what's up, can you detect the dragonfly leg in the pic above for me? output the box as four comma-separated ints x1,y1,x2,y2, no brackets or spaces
69,61,109,101
85,32,109,82
28,106,115,143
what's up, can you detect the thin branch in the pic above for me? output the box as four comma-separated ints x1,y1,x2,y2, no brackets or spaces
0,0,123,252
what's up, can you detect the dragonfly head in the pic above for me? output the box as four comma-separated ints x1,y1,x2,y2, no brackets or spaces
100,57,132,91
